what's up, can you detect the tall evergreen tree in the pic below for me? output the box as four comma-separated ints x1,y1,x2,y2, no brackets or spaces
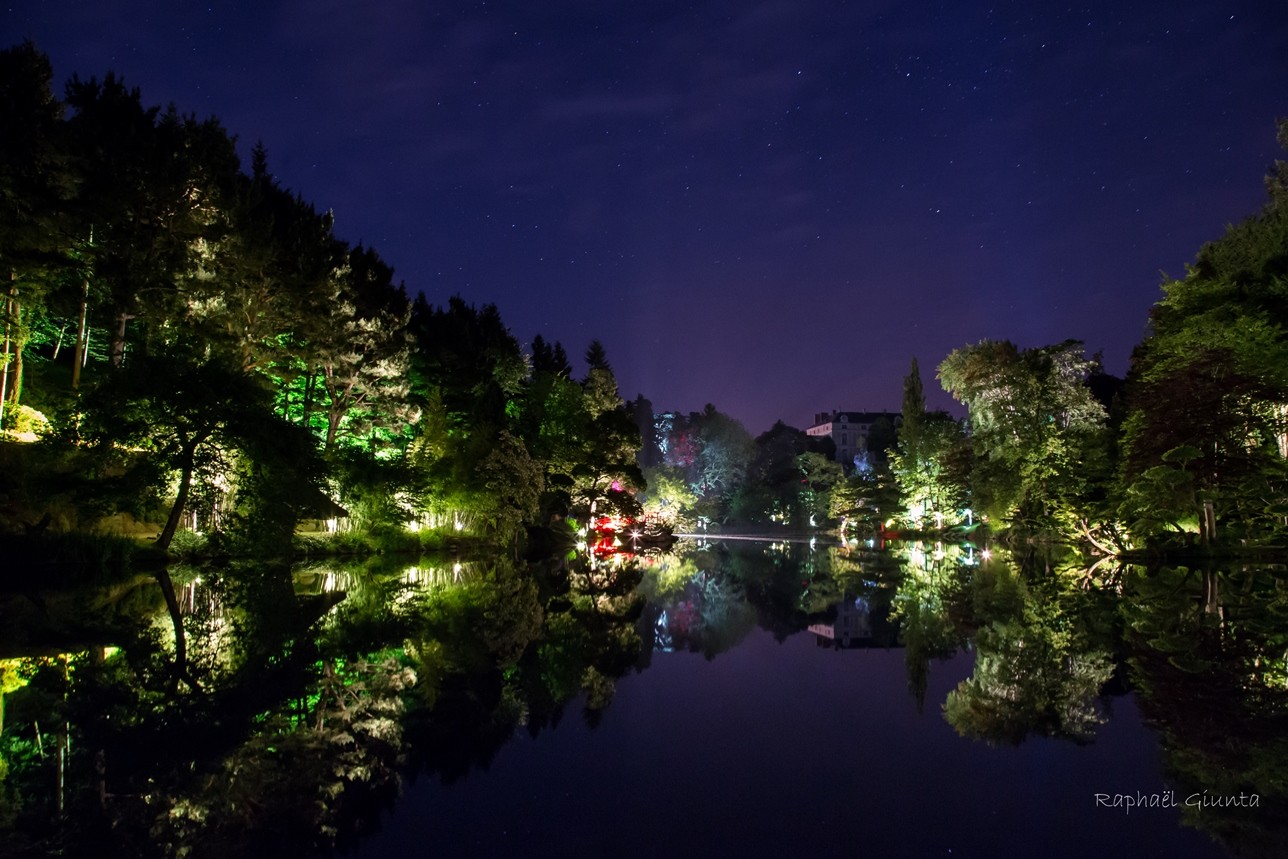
63,74,239,368
313,245,415,452
0,42,69,421
585,339,611,373
900,357,926,459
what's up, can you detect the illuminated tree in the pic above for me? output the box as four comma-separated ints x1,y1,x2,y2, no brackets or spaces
944,617,1112,745
1120,564,1288,855
63,74,240,369
473,430,544,540
689,404,753,501
0,42,70,423
638,465,698,528
942,553,1114,745
517,339,642,518
890,409,970,528
1120,122,1288,543
939,339,1108,529
312,246,415,452
76,347,314,551
193,146,343,382
793,451,843,525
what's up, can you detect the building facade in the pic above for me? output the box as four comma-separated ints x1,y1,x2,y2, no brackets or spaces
806,410,901,473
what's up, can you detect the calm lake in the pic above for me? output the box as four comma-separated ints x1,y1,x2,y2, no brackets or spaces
3,538,1281,857
341,540,1233,858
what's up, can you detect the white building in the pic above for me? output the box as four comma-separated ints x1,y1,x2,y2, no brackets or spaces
806,410,900,472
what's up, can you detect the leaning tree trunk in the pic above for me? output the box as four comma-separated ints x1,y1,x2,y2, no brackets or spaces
157,432,210,551
153,567,199,693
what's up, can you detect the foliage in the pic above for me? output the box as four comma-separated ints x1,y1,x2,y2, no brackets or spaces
1120,563,1288,854
0,43,652,555
889,410,970,528
889,357,971,529
730,421,831,527
150,656,415,858
1119,127,1288,543
649,404,753,524
938,339,1110,532
75,347,321,551
638,465,698,529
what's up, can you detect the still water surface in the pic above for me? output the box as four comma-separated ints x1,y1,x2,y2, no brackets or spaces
346,539,1232,859
4,537,1276,857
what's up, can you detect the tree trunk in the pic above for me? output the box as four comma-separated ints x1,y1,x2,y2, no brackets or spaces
1278,404,1288,459
157,433,208,551
110,309,132,368
0,275,13,429
57,657,69,816
1203,569,1222,616
323,372,341,451
7,296,29,407
71,276,89,390
153,567,199,693
302,370,316,428
326,406,341,452
8,328,22,406
57,724,67,815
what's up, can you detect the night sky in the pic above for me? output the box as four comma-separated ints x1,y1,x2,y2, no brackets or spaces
7,1,1288,433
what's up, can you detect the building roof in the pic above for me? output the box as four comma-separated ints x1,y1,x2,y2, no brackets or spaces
809,410,901,427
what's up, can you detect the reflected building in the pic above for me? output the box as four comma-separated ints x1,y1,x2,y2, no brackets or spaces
809,595,879,649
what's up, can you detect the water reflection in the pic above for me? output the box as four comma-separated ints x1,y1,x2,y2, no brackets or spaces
807,594,874,648
1121,563,1288,852
4,541,1288,855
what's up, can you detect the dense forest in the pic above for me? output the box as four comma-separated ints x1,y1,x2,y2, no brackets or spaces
0,41,648,561
4,37,1288,562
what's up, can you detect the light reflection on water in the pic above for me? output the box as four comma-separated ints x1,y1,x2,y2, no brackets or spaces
347,538,1257,858
6,539,1279,857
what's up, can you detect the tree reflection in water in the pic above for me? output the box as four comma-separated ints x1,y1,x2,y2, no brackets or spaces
1123,564,1288,855
3,541,1287,855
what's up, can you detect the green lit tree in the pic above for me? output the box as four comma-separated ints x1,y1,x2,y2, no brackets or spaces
942,552,1114,745
312,246,415,452
1119,121,1288,545
0,42,72,424
938,339,1109,531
